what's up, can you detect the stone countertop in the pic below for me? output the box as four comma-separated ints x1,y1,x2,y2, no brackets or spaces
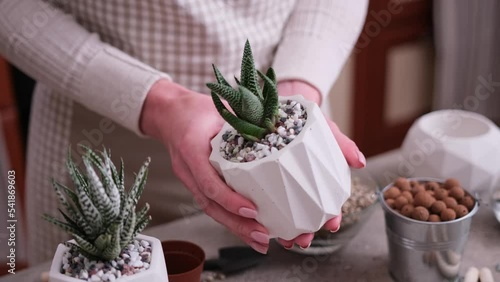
1,150,499,282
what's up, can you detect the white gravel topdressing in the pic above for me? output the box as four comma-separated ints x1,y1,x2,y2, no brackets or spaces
60,239,152,282
219,100,307,162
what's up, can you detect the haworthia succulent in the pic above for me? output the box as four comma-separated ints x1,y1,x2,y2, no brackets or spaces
43,146,151,262
208,40,280,141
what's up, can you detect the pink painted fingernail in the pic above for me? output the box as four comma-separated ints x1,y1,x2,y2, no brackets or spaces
250,242,268,254
283,243,294,250
330,225,341,233
239,207,258,219
250,231,270,244
357,150,366,167
299,242,311,250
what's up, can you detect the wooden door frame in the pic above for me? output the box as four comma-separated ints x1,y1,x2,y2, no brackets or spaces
352,0,433,157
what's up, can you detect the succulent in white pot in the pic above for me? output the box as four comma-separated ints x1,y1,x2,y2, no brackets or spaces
208,41,351,240
43,146,167,281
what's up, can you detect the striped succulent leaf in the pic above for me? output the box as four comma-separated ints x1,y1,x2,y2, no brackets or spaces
208,40,280,141
43,146,152,261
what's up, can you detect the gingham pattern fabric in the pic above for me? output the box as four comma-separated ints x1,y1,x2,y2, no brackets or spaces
0,0,367,264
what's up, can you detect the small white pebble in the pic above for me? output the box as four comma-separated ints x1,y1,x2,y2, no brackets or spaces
62,257,68,265
140,240,149,247
129,251,139,261
128,244,135,251
143,262,150,269
91,275,100,282
238,137,244,146
277,127,287,137
122,254,130,259
133,260,144,268
278,109,287,118
111,260,117,267
101,273,109,281
271,147,278,154
80,270,88,279
255,143,266,151
97,270,103,277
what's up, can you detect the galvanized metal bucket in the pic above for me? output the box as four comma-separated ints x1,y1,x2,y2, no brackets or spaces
379,178,479,282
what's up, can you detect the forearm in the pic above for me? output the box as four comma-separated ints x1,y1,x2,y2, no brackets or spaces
0,0,169,135
273,0,368,99
139,79,188,139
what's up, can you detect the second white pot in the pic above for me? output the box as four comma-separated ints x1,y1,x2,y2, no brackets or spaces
48,234,168,282
210,95,351,240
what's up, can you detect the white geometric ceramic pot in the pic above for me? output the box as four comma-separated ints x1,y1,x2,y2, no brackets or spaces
49,234,168,282
210,95,351,240
401,110,500,194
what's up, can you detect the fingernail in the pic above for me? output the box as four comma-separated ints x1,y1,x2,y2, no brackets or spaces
283,243,294,250
250,242,268,254
299,242,311,250
357,150,366,167
330,225,341,233
250,231,270,244
239,207,258,219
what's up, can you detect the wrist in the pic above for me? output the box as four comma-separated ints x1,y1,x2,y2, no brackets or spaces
139,79,186,139
277,80,322,105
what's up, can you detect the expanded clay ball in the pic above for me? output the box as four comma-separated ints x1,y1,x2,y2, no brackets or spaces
395,177,411,191
430,200,446,214
411,184,426,196
441,208,457,221
425,181,440,191
443,197,458,209
454,204,469,218
401,191,413,203
385,198,396,209
449,186,465,201
460,196,475,211
394,196,409,210
428,214,441,222
434,189,449,200
384,186,401,199
400,204,414,217
412,206,430,221
414,191,434,208
444,178,461,190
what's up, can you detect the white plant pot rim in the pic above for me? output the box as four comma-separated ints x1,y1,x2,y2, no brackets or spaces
49,234,168,282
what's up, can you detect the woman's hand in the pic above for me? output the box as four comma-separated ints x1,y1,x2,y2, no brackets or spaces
140,79,271,254
276,79,366,249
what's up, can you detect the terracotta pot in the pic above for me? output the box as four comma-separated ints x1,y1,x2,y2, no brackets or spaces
210,95,351,240
162,240,205,282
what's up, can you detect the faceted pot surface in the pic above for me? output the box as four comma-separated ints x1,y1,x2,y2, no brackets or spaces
210,95,351,240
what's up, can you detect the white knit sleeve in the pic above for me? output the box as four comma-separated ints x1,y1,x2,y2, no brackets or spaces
273,0,368,98
0,0,170,136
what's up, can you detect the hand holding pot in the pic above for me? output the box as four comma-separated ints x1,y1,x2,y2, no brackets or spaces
276,80,366,248
140,79,271,254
